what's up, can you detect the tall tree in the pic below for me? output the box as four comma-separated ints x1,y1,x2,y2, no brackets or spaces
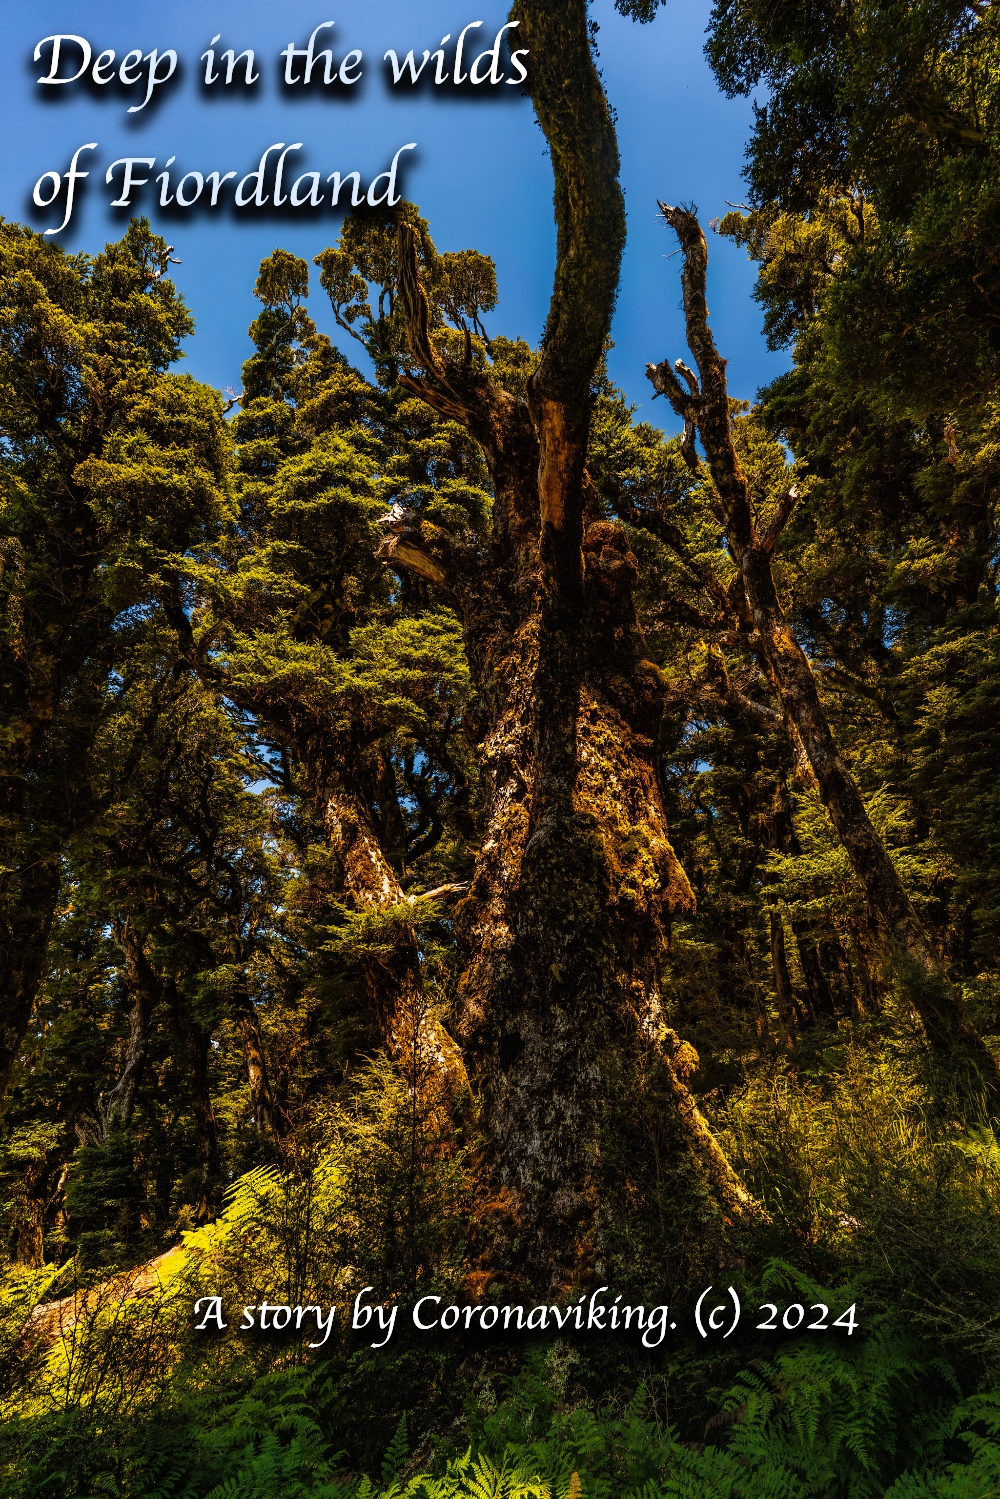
0,220,228,1108
644,204,1000,1093
320,0,758,1274
183,245,475,1093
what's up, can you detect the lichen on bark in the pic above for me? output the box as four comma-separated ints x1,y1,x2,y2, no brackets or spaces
374,0,762,1279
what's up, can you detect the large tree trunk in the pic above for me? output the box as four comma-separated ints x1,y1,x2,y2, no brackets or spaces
380,0,761,1278
456,563,759,1267
391,508,758,1275
648,205,1000,1099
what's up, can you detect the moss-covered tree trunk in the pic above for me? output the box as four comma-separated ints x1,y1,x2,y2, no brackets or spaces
381,0,758,1276
232,986,278,1137
648,204,1000,1099
214,676,467,1093
321,774,467,1091
99,922,159,1131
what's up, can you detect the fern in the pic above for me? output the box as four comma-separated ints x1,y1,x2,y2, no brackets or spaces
382,1414,410,1486
6,1328,1000,1498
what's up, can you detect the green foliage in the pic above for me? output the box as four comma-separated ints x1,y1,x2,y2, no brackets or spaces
6,9,1000,1475
64,1131,147,1268
0,215,230,1102
313,203,497,388
707,1,1000,415
9,1323,1000,1498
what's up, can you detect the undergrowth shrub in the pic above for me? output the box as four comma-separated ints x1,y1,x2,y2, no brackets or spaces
4,1327,1000,1497
7,1050,1000,1496
719,1049,1000,1361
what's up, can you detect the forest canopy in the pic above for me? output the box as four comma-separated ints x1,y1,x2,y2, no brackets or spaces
4,1,1000,1494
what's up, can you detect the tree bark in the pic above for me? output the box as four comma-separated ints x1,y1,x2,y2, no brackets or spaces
99,922,159,1132
793,919,837,1022
380,0,762,1277
14,1155,47,1267
321,776,468,1095
237,1004,278,1137
770,911,800,1042
648,204,1000,1099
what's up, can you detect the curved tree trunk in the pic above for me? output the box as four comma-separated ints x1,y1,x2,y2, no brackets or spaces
213,660,469,1100
321,777,467,1096
379,0,761,1279
648,205,1000,1101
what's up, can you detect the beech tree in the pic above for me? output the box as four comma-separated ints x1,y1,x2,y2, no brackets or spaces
645,204,1000,1094
184,241,477,1094
312,0,758,1272
10,4,1000,1482
0,220,228,1109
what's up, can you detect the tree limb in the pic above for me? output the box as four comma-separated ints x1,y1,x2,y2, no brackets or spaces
758,486,800,555
514,0,627,597
645,593,728,631
375,505,450,589
408,882,470,904
651,199,1000,1092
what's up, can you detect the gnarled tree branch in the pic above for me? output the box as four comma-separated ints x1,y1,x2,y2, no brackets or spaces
650,200,1000,1096
514,0,627,598
375,504,451,590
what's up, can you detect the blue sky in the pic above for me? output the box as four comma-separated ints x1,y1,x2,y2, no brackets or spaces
0,1,787,423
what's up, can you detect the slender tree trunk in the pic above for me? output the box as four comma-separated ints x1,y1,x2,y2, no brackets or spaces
739,541,968,1032
99,922,158,1132
820,934,856,1015
236,1002,278,1136
770,912,800,1041
793,920,837,1022
648,205,1000,1099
